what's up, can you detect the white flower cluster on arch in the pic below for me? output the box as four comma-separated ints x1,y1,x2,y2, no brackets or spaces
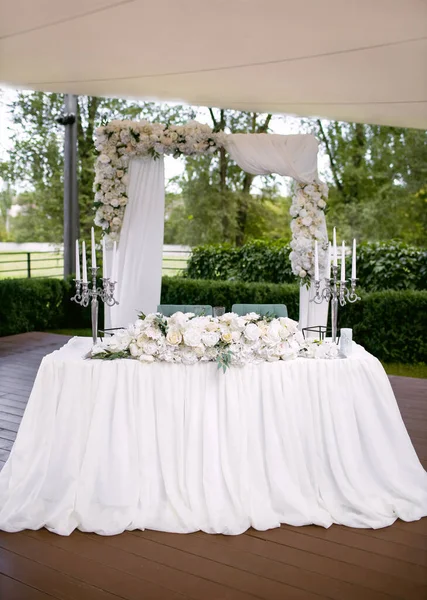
93,119,329,285
289,181,329,284
93,120,226,244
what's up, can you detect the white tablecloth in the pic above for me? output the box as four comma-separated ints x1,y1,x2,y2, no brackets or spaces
0,337,426,535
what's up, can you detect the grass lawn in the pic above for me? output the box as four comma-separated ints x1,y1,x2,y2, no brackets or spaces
0,252,63,279
47,329,427,379
49,329,92,337
0,252,188,279
381,362,427,379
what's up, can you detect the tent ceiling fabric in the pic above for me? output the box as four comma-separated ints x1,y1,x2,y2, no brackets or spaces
1,0,426,128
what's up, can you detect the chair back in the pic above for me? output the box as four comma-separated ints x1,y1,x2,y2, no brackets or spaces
157,304,213,317
231,304,288,318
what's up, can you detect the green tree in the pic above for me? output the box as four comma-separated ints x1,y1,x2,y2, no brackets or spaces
314,120,427,245
2,92,196,242
173,109,292,246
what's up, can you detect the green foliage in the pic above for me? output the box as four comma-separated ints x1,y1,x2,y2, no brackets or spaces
0,278,66,335
1,276,425,364
186,240,427,291
340,289,427,364
313,120,427,245
1,91,196,243
0,276,97,336
355,242,427,291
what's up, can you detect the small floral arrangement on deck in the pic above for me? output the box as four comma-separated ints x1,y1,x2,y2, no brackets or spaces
90,312,339,371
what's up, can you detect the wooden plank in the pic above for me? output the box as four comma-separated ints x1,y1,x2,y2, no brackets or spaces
278,524,427,567
133,529,392,600
95,530,322,600
0,430,16,442
0,546,123,600
192,530,425,600
0,532,187,600
0,573,56,600
346,524,427,551
247,528,427,585
25,529,258,600
0,420,19,433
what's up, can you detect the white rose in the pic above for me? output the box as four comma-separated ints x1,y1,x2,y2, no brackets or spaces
145,325,161,340
180,349,198,365
166,329,183,345
136,333,147,347
265,321,281,344
139,354,155,363
201,331,220,347
142,341,158,355
243,312,260,322
231,330,242,342
318,199,326,209
299,269,307,278
302,216,313,227
169,311,192,328
244,323,261,342
183,328,202,347
129,343,142,357
99,154,111,164
221,331,233,344
280,317,299,335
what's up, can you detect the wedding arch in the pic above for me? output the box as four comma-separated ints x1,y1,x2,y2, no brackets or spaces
93,120,329,329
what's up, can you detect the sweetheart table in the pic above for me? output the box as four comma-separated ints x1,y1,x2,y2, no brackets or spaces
0,337,426,536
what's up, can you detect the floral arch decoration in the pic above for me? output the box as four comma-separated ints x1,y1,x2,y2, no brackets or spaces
93,120,329,282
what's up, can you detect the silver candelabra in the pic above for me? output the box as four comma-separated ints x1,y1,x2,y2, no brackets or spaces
310,265,360,342
71,267,119,344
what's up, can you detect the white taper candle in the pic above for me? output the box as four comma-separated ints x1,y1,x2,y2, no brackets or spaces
82,241,88,283
341,241,346,282
333,227,337,267
91,227,96,269
351,238,357,279
111,241,117,282
75,239,81,280
102,237,107,279
314,241,319,281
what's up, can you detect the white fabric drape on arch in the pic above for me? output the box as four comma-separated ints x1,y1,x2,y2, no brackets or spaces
107,157,165,328
108,133,328,329
226,133,328,330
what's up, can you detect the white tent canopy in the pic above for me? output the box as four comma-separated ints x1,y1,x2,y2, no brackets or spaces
1,0,426,128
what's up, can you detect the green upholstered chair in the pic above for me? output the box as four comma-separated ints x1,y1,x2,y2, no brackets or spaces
231,304,288,318
157,304,213,317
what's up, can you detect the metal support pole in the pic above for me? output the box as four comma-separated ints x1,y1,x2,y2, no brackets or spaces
59,94,79,277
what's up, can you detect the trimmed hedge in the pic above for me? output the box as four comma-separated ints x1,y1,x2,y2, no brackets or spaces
1,276,425,364
0,277,95,337
186,240,427,291
340,289,427,364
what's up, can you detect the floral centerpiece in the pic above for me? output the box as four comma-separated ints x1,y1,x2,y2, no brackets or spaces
90,312,339,371
93,120,226,244
289,181,329,286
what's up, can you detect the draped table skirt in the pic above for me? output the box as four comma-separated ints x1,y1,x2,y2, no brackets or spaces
0,337,426,536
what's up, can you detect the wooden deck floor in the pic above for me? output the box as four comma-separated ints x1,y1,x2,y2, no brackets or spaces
0,332,426,600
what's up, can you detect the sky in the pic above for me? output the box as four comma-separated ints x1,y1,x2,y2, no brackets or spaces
0,86,330,197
